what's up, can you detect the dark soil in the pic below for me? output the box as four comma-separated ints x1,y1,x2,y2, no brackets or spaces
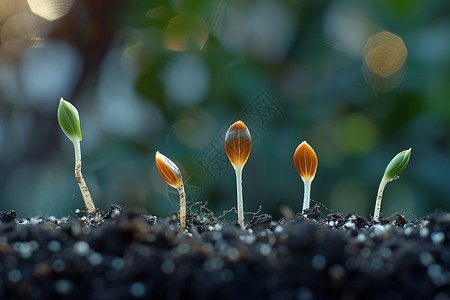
1,204,450,299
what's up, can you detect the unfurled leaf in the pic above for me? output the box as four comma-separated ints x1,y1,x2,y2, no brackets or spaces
57,98,82,142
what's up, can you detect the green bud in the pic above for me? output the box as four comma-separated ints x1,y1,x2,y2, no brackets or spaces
383,148,411,181
57,98,82,142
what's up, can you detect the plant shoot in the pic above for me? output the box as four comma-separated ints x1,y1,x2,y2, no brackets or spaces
57,98,96,214
373,148,411,222
294,141,318,211
225,120,252,229
155,151,187,231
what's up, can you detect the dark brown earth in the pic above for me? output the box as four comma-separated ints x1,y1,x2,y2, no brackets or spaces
1,204,450,299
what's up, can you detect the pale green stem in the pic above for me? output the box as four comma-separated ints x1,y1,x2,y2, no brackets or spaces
302,178,312,211
178,184,186,232
235,167,244,229
373,177,389,222
73,139,96,214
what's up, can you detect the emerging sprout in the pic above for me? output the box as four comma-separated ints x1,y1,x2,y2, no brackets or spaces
57,98,96,214
373,148,411,222
155,151,187,232
225,120,252,228
294,141,318,211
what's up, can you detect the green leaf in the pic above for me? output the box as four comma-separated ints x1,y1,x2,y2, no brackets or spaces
57,98,82,142
383,148,411,181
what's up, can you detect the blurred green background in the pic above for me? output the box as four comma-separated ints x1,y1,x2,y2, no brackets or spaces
0,0,449,221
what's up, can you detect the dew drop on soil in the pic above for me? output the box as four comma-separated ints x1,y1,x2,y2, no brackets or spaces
431,232,445,245
311,254,326,270
419,227,430,238
404,226,414,236
54,279,72,295
370,257,383,270
420,252,434,266
8,269,22,283
427,264,446,286
110,257,124,270
274,225,284,233
259,244,271,256
130,282,146,297
88,252,103,266
47,240,61,252
380,247,392,258
73,241,90,256
161,260,175,274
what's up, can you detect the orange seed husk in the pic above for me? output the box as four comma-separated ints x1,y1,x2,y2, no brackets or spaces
294,141,318,180
225,121,252,169
155,151,182,189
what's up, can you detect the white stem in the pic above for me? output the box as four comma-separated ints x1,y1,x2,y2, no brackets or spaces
73,139,96,214
235,167,244,229
302,178,312,211
373,177,389,222
178,184,186,232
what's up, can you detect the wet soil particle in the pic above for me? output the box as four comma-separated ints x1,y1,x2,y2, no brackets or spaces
0,210,16,223
0,208,450,299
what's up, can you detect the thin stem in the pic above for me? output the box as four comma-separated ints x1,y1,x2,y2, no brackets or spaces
73,139,96,214
235,167,244,229
373,177,389,222
178,184,186,232
302,178,311,211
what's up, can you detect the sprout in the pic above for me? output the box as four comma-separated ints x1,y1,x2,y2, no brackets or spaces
373,148,411,222
57,98,96,214
155,151,187,232
294,141,318,211
225,120,252,228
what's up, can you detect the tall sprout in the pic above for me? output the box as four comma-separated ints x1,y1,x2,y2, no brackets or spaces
225,121,252,229
57,98,96,214
155,151,187,231
294,141,318,211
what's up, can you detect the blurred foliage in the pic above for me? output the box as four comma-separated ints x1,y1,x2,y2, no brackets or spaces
0,0,449,222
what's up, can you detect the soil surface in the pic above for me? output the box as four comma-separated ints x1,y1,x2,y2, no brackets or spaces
1,204,450,299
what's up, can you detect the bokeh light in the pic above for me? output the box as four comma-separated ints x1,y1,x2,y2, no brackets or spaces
162,54,210,107
27,0,75,21
362,31,407,92
164,12,209,51
338,113,377,154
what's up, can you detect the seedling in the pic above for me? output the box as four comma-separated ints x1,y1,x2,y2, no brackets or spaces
225,120,252,229
57,98,96,214
294,141,318,211
373,148,411,222
155,151,187,231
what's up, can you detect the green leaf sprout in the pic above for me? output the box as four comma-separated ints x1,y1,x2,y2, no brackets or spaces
57,98,96,214
373,148,411,222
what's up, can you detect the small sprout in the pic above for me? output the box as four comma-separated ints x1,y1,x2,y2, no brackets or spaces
294,141,318,211
57,98,96,214
225,120,252,228
155,151,187,232
373,148,411,222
